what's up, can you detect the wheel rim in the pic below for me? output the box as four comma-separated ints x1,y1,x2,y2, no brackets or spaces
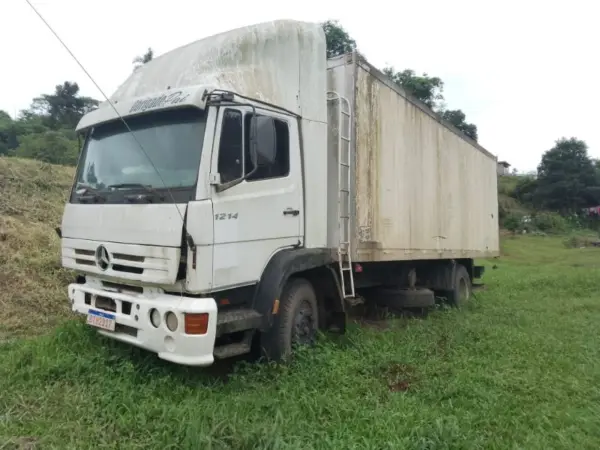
458,277,470,302
292,300,315,346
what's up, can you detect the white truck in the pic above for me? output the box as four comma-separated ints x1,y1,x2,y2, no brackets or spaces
59,20,499,366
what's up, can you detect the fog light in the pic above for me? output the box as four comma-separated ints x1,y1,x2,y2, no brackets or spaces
149,308,160,328
165,311,178,332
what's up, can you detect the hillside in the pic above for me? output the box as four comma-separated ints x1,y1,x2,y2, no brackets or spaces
0,157,74,340
498,175,528,214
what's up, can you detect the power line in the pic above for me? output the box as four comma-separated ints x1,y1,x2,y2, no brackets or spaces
23,0,190,236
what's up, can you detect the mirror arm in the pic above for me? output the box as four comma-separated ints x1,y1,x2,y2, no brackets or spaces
214,165,259,193
215,177,243,193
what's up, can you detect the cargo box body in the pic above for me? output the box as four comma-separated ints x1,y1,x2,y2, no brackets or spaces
326,53,500,262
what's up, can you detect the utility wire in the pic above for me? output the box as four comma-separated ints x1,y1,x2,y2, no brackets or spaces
24,0,190,231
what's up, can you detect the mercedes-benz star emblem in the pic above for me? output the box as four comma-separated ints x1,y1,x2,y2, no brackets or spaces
95,245,111,271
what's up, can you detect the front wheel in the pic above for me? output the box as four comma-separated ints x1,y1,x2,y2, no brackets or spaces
261,278,319,361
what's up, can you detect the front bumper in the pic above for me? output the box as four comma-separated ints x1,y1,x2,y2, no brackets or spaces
68,283,218,366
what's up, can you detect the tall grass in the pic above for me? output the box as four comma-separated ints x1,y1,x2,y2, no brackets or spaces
0,157,74,340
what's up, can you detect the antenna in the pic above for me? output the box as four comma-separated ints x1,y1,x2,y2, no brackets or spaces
24,0,195,248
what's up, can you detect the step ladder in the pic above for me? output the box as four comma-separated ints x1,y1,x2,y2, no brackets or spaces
327,91,355,299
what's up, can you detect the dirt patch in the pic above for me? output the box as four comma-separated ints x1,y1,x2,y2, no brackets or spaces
571,303,600,313
383,363,417,392
571,263,600,269
6,437,39,449
564,235,600,249
353,317,390,331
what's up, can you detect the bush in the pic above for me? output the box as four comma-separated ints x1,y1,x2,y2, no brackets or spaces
12,131,79,166
531,212,569,234
563,233,600,248
512,175,538,206
503,213,524,232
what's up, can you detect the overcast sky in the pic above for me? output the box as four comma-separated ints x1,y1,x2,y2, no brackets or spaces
1,0,597,172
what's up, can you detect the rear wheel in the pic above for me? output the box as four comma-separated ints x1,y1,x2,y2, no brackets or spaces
449,265,471,307
261,278,319,361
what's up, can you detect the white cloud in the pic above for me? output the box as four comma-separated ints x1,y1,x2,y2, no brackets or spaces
1,0,597,171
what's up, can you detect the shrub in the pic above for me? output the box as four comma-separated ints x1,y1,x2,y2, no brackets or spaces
531,212,569,234
503,213,524,232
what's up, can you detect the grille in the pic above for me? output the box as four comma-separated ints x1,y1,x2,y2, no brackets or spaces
62,238,179,284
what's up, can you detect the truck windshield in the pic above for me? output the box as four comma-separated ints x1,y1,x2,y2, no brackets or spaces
71,107,207,204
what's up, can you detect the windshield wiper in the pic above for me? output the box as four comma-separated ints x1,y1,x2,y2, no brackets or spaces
107,183,165,202
74,183,106,203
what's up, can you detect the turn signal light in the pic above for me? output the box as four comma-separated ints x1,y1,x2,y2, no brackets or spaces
184,313,209,335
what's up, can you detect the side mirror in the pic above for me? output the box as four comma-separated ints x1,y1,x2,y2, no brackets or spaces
214,114,277,193
250,115,276,166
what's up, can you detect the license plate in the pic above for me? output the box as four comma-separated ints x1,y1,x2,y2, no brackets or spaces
86,309,116,331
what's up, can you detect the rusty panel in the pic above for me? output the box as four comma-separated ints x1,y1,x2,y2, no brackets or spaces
350,61,499,262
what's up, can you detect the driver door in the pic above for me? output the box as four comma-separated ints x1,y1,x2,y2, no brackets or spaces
209,106,303,291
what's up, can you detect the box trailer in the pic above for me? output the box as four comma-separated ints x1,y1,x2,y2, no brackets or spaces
326,54,499,264
60,19,499,367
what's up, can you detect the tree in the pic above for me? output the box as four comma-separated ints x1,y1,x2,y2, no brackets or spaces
321,21,357,58
23,81,98,130
512,175,539,206
440,109,478,141
321,19,478,141
13,131,79,165
133,48,154,70
5,82,97,165
383,67,444,110
534,137,600,213
0,111,19,155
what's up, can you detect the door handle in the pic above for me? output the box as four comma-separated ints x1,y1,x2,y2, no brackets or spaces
283,208,300,216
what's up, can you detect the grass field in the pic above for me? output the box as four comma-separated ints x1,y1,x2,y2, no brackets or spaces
2,158,600,449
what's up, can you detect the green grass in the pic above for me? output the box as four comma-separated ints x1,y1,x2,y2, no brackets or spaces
2,236,600,449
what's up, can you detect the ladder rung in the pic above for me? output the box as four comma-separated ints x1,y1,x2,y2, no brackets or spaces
340,163,350,168
341,136,350,142
340,188,349,192
341,111,351,117
340,215,349,219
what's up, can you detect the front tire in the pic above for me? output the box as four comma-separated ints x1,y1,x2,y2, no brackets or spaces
261,278,319,361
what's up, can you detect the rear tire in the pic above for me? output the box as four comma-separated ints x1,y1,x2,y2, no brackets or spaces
449,265,471,307
260,278,319,361
376,287,436,310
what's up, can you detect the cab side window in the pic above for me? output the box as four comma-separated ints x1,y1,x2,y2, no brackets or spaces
243,114,290,181
217,109,243,183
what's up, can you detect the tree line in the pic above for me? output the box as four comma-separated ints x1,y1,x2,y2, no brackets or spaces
508,138,600,219
325,22,600,220
1,20,597,219
0,21,478,165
